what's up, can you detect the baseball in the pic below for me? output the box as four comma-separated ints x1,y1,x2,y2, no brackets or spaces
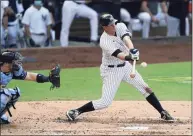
140,62,147,68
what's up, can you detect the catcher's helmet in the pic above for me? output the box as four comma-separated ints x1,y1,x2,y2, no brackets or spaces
100,13,116,26
0,51,23,65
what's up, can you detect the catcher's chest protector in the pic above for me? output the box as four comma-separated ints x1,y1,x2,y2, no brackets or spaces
0,72,12,88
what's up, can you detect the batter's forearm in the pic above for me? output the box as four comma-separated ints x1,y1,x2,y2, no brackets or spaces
123,36,134,49
117,52,128,60
112,50,132,61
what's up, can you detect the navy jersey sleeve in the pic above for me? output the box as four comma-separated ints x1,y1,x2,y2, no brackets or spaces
12,66,27,80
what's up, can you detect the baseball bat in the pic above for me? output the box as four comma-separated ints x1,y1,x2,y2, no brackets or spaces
130,60,136,78
123,45,137,78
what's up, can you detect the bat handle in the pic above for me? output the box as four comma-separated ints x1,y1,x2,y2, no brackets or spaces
131,60,136,75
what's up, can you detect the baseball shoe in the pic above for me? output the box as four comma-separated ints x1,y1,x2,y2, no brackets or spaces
161,110,174,122
66,109,80,121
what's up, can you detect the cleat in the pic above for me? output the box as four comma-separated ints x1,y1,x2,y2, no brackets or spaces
66,109,80,121
161,110,175,122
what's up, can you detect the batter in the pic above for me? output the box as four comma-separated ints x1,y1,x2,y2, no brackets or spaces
66,14,174,122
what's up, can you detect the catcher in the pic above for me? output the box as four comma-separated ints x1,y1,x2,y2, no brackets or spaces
0,50,60,124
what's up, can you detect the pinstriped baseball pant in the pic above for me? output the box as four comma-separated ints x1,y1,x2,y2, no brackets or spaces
92,62,149,110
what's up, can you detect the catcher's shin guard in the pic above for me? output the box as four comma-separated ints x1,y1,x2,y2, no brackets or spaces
0,87,21,117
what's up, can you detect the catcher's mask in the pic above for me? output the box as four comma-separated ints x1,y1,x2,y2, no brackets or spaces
0,50,23,71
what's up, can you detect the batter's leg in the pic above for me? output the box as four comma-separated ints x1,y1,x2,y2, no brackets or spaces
76,4,98,42
123,69,174,121
66,68,125,121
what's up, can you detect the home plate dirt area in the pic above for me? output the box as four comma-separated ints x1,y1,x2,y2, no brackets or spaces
1,101,191,135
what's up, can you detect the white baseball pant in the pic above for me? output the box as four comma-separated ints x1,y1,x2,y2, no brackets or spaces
7,20,19,46
31,34,47,47
138,12,151,39
167,15,190,37
60,1,98,47
120,8,131,23
93,62,149,110
1,25,5,46
120,9,151,38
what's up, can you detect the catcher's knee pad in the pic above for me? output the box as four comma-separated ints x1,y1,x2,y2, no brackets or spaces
0,87,21,117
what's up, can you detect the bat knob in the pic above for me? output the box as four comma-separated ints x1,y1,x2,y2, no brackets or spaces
130,74,136,78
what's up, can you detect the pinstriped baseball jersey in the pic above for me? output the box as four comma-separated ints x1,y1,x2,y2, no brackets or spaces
100,22,132,66
92,22,149,110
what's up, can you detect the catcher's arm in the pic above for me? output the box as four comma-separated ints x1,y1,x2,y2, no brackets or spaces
25,64,61,90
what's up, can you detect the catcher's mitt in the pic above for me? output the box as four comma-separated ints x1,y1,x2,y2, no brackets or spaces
49,64,61,90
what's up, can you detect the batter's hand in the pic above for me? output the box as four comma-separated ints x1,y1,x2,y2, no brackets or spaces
130,48,139,61
49,64,61,90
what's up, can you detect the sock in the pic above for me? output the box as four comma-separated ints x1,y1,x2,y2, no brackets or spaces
77,101,95,114
146,92,164,114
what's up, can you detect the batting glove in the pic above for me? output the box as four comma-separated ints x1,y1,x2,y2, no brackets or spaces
129,48,140,61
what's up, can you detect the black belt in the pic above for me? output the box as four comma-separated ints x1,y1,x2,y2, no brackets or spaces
108,62,125,68
32,33,45,36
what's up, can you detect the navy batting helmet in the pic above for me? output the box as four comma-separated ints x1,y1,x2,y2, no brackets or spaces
100,13,116,26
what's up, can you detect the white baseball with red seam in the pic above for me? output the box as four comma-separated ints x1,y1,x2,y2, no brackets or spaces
140,62,147,68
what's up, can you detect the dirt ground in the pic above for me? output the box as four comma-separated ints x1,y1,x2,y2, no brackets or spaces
1,101,191,135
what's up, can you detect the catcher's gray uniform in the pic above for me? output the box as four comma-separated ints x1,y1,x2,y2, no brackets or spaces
0,65,25,123
0,51,60,124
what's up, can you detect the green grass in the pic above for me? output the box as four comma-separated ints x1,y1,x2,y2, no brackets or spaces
7,62,192,101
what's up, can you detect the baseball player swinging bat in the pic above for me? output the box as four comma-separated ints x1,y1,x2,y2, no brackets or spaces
66,13,174,122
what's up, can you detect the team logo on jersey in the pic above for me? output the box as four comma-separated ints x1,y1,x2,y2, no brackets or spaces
42,14,47,21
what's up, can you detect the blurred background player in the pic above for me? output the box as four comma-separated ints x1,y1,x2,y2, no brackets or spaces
60,0,98,47
140,0,168,32
22,0,52,48
121,0,150,39
166,0,190,37
1,0,13,48
6,0,24,48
